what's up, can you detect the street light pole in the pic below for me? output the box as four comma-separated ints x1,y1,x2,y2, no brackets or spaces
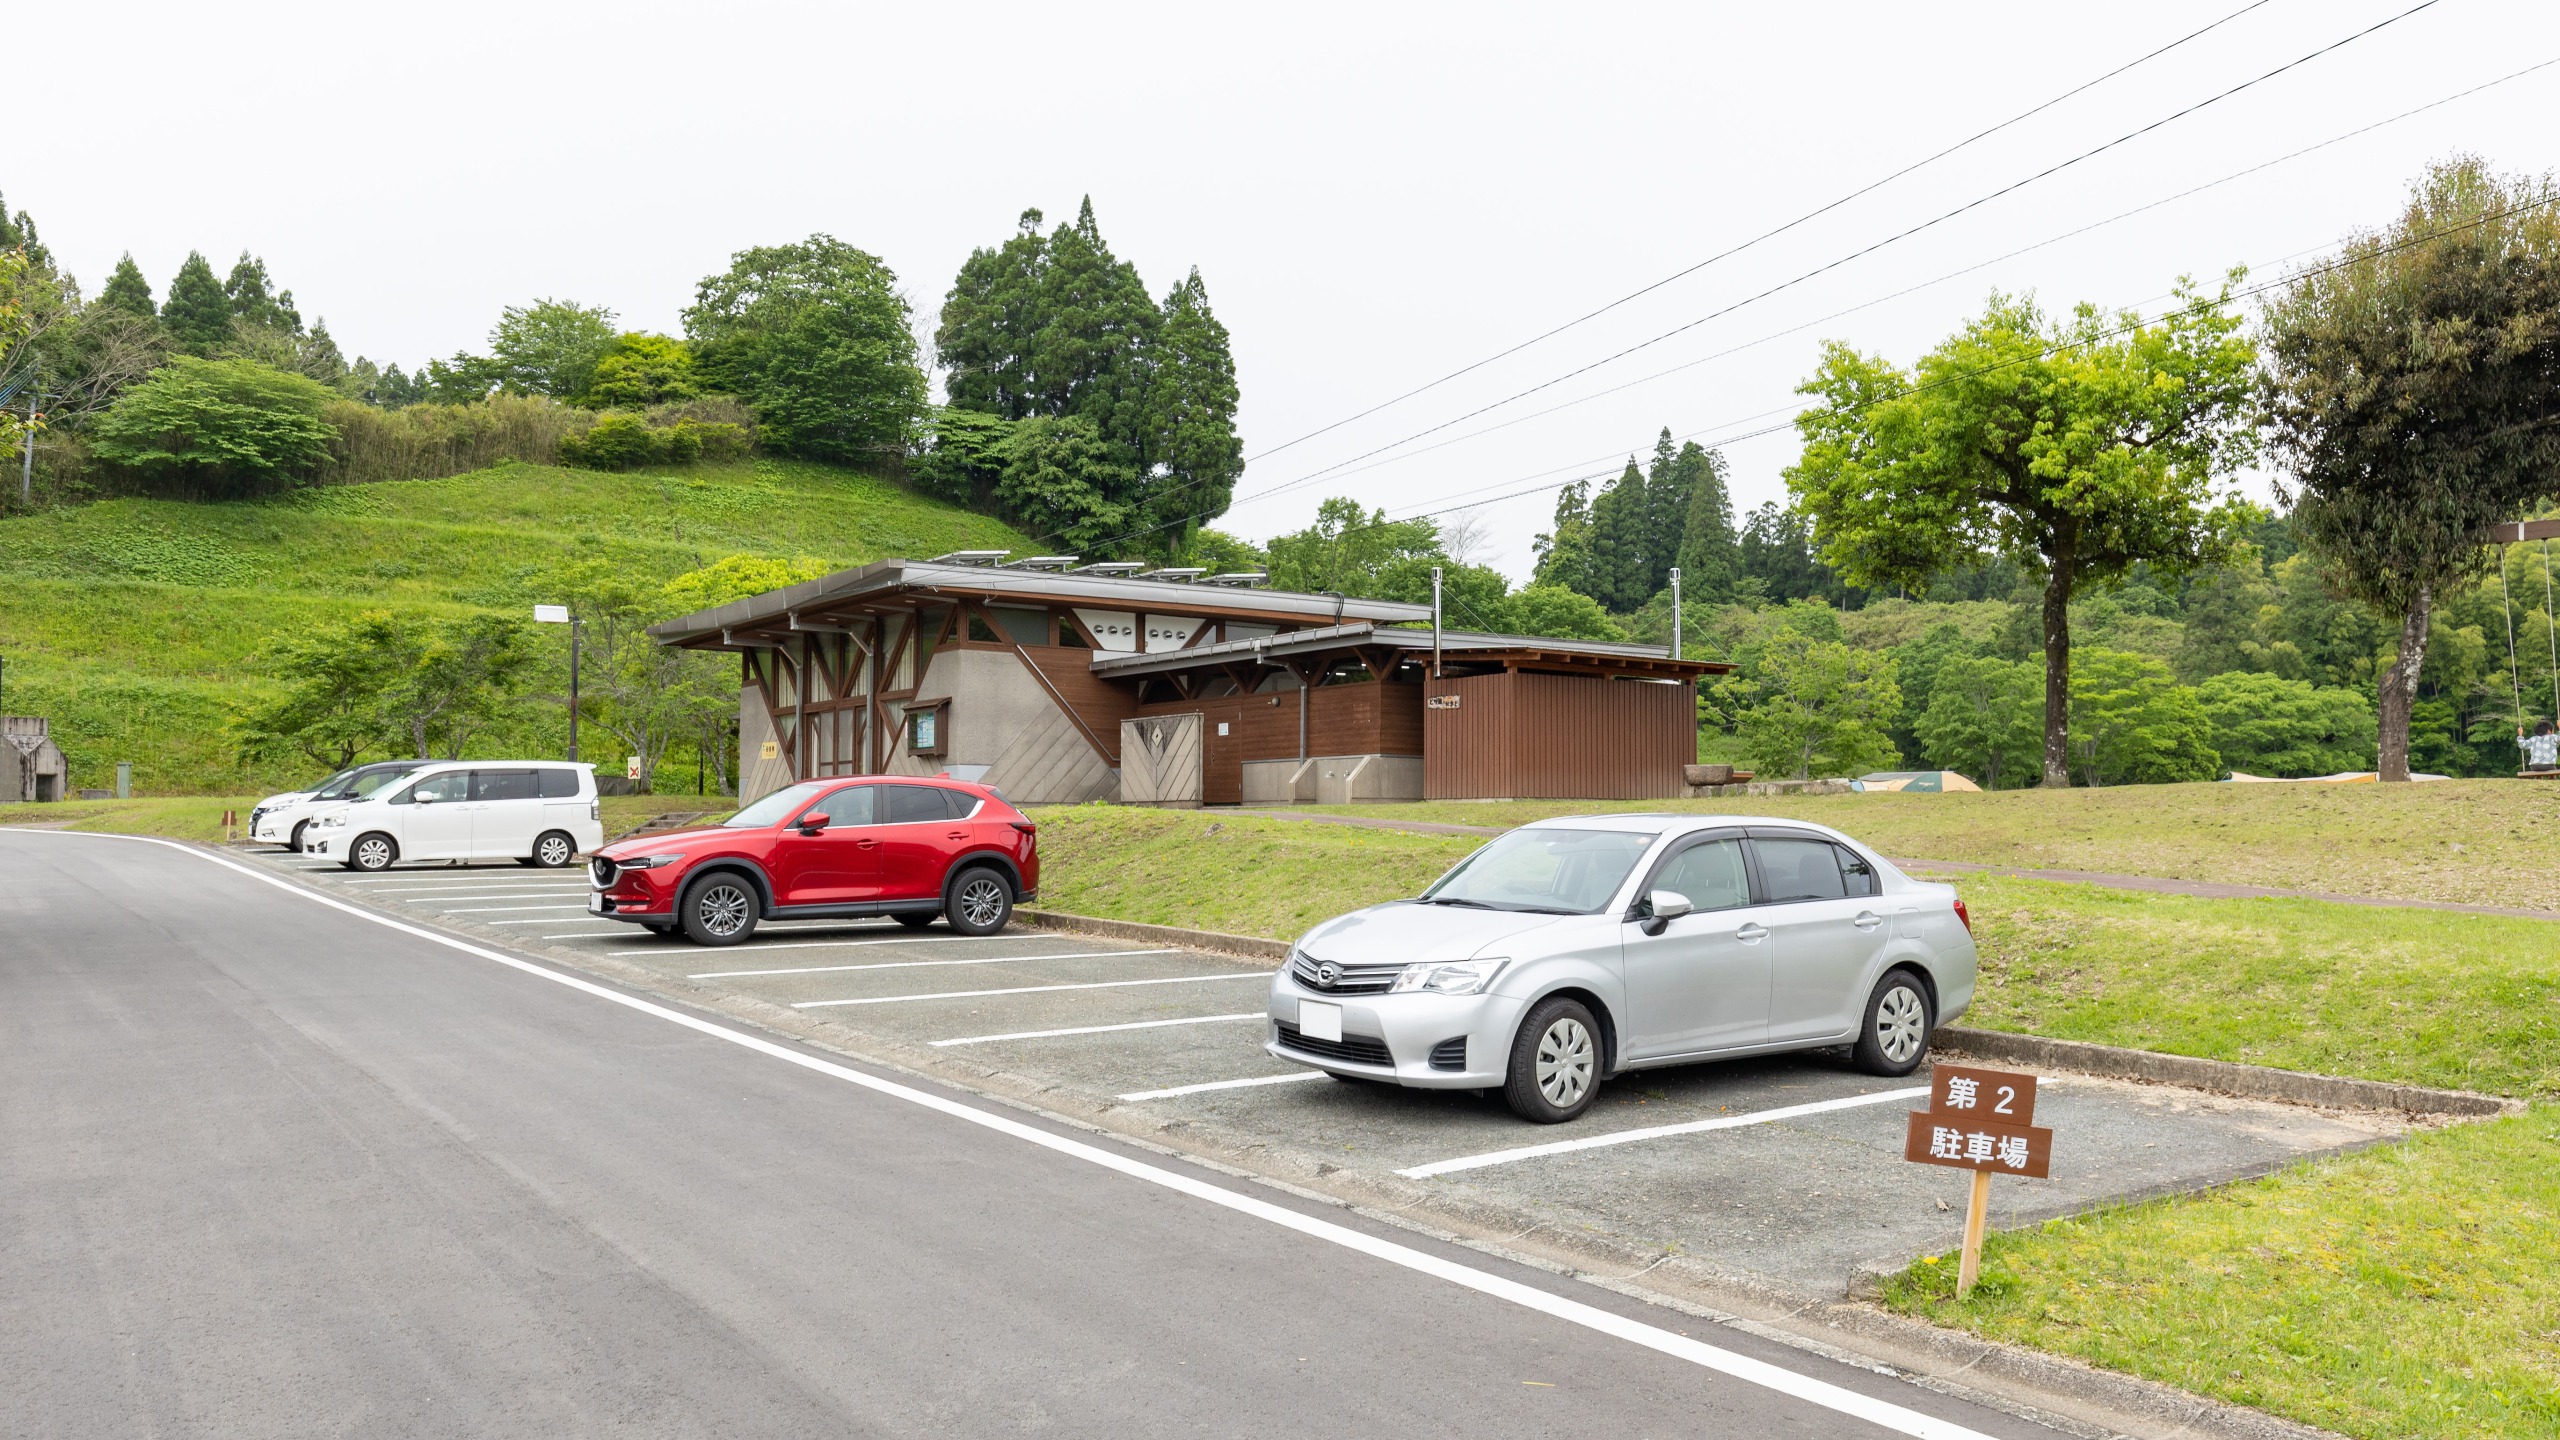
20,392,36,508
534,604,581,763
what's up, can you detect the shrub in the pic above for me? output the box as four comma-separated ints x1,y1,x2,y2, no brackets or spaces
320,393,584,485
88,357,339,496
581,332,697,408
559,412,661,470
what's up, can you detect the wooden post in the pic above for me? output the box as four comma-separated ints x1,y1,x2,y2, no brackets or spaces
1957,1169,1992,1298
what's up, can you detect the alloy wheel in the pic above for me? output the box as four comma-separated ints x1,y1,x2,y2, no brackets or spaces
353,836,394,871
696,883,751,938
1876,985,1927,1064
1534,1016,1594,1107
957,875,1007,929
536,833,573,867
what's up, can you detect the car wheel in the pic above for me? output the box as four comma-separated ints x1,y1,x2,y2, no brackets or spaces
894,912,937,931
348,833,398,873
1852,969,1934,1076
288,820,309,853
1503,997,1602,1123
530,830,577,869
680,873,760,946
944,867,1012,936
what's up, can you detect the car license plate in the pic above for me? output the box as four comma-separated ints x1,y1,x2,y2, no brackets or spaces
588,893,605,914
1299,1000,1343,1043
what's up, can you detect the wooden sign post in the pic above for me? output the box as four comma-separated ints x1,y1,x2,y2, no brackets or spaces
1903,1064,2053,1298
221,809,239,844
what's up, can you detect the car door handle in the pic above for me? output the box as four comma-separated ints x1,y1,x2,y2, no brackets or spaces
1734,923,1768,942
1854,911,1883,929
855,838,879,849
946,830,967,839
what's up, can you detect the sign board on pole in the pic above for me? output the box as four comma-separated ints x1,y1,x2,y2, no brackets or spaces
534,604,571,623
1905,1065,2052,1297
626,756,643,780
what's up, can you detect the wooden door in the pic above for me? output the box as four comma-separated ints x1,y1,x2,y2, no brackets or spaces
1119,713,1203,806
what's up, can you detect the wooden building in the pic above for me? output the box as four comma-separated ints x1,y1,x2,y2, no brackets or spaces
648,555,1727,806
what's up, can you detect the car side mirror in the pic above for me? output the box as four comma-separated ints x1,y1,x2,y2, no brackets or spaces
414,793,434,804
1639,889,1693,936
797,812,831,835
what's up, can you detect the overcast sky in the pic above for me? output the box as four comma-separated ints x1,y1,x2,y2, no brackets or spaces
18,1,2559,579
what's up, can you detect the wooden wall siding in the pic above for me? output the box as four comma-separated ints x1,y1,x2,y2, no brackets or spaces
1423,671,1689,800
1119,714,1204,804
1021,643,1143,764
1134,680,1425,805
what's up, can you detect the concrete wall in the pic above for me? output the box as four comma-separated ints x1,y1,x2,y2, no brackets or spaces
1239,754,1423,805
891,648,1117,804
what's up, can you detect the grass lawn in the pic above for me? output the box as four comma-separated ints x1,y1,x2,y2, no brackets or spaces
1308,778,2560,911
1882,1112,2560,1440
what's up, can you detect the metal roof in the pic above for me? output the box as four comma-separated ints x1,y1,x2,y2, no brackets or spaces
1086,621,1727,677
649,557,1435,646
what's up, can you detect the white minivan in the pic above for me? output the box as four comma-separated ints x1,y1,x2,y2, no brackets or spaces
307,762,603,871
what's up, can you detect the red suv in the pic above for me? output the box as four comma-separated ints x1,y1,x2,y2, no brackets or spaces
586,778,1038,945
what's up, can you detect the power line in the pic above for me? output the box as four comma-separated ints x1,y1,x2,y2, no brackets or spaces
1390,189,2560,525
1245,53,2560,504
1239,0,2442,510
1055,0,2444,561
1241,0,2282,466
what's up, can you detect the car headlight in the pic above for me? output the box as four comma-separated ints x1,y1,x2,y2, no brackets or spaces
617,854,689,870
316,813,346,827
1390,958,1508,996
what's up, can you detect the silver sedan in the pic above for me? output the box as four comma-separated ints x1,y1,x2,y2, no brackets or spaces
1265,813,1978,1122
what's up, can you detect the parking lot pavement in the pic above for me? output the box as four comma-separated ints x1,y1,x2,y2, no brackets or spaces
243,847,2406,1300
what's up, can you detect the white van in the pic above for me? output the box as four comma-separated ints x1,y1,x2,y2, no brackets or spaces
307,762,603,871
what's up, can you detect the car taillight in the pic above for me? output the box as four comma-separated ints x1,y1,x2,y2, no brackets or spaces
1953,898,1972,934
1008,820,1035,834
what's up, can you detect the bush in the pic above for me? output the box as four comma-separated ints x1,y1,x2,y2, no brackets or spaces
320,394,584,485
558,412,661,470
88,357,338,496
581,332,697,408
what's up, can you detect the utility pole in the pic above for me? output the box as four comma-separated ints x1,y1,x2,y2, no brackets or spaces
1670,567,1683,662
1430,566,1443,678
20,392,36,508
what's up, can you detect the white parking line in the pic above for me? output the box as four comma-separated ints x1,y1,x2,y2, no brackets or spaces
46,835,1998,1440
541,932,629,939
1396,1087,1931,1179
371,891,591,902
931,1013,1266,1047
1119,1071,1324,1101
438,904,596,913
690,948,1179,979
609,933,1052,958
794,973,1267,1010
349,879,587,889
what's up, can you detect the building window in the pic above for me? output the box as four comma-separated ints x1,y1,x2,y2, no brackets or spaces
907,702,949,757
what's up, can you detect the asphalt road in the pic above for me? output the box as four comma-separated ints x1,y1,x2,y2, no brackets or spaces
1,831,2066,1439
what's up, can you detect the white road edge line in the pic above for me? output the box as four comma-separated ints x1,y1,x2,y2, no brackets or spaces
1397,1087,1932,1179
42,833,1992,1440
690,948,1181,979
794,973,1267,1009
1120,1071,1326,1101
610,933,1060,957
932,1013,1267,1047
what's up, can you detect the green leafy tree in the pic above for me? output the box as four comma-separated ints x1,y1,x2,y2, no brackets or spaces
0,188,49,267
2067,649,2219,785
686,236,927,464
160,251,233,352
489,298,615,398
88,357,338,495
1789,281,2257,787
2263,158,2560,780
222,252,300,333
1266,498,1444,595
233,622,402,767
991,414,1134,553
1738,631,1902,779
581,332,697,408
1489,584,1626,642
0,248,41,455
910,406,1017,511
1913,654,2041,789
1139,268,1244,546
98,254,156,320
1531,478,1598,594
387,612,535,759
2194,671,2376,776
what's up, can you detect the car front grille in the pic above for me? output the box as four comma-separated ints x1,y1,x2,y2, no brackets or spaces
1274,1022,1393,1068
589,857,618,886
1428,1036,1469,1071
1289,952,1404,995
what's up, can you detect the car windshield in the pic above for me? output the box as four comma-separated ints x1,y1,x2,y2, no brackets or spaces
1421,827,1656,914
330,767,420,801
303,768,356,796
724,781,828,829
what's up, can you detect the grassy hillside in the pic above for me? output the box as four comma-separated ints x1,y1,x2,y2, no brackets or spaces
0,459,1029,794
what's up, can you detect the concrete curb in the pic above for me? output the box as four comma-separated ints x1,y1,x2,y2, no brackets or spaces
1020,907,1291,962
1937,1027,2519,1118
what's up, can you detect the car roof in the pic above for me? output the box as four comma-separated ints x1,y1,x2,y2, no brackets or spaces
1521,813,1848,840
